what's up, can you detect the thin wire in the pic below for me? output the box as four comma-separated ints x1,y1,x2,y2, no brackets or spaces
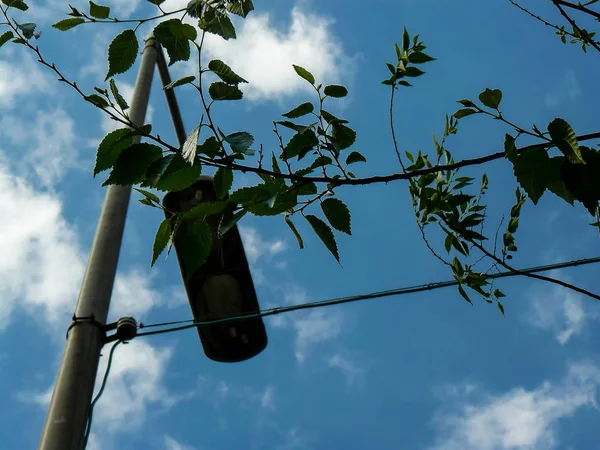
136,255,600,337
82,340,122,449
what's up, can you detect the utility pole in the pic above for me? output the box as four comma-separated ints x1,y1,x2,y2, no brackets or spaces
38,34,159,450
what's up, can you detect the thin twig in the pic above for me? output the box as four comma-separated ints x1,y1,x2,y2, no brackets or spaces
553,0,600,53
389,86,407,172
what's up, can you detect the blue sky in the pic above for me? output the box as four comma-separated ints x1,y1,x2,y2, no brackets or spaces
1,0,600,449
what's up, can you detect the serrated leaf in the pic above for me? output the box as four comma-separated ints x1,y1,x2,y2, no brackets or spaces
199,9,236,40
225,131,254,154
284,129,318,159
154,19,196,66
229,184,277,205
457,99,476,107
285,215,304,249
103,143,163,186
331,124,356,151
402,27,410,51
208,59,247,84
226,0,254,17
89,1,110,18
324,85,348,98
272,152,281,174
547,118,584,164
497,301,505,315
94,128,134,176
321,198,351,235
513,147,553,204
306,215,339,262
109,79,129,111
208,82,243,101
408,52,436,64
292,64,315,85
454,108,477,119
0,31,14,48
183,201,228,220
152,219,171,266
2,0,28,11
143,154,201,192
214,167,233,199
178,221,212,280
504,134,517,163
53,17,85,31
197,136,222,158
164,75,195,90
181,125,201,166
218,208,247,237
282,102,314,119
320,110,348,125
478,88,502,109
345,151,366,165
86,94,109,108
106,29,138,80
134,188,160,204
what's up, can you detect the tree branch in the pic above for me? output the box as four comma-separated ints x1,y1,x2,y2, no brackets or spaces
554,0,600,20
553,0,600,53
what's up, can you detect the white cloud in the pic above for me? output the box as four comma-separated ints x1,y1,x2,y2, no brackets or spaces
430,362,600,450
544,70,581,107
164,435,198,450
0,53,49,109
199,6,356,102
240,226,287,265
527,274,596,345
293,309,342,364
261,386,276,411
327,353,365,387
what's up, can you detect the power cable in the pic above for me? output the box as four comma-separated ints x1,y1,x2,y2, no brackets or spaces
136,255,600,337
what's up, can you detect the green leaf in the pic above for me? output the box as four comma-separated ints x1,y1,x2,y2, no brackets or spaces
560,146,600,215
547,118,584,164
106,29,138,80
321,198,351,235
199,9,236,40
225,131,254,154
53,17,85,31
504,134,517,163
178,221,212,280
152,219,171,266
2,0,28,11
86,94,109,108
282,102,314,119
497,301,505,315
0,31,14,48
209,82,243,101
457,99,476,107
214,167,233,199
320,110,348,125
272,152,282,174
305,215,339,262
197,136,222,158
218,208,247,237
94,128,134,176
208,59,247,84
154,19,196,66
284,129,318,160
478,88,502,109
103,143,163,186
454,108,477,119
324,85,348,98
226,0,254,17
146,154,202,192
345,151,366,165
331,124,356,151
402,27,410,51
134,188,160,204
408,52,436,64
285,215,304,249
404,66,425,77
109,79,129,111
89,1,110,18
229,184,277,205
164,75,195,90
513,147,554,204
457,285,472,304
292,64,315,85
183,201,228,220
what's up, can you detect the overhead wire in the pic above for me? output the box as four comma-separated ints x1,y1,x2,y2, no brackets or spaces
136,255,600,337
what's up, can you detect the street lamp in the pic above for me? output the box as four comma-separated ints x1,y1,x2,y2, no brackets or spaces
163,175,268,363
